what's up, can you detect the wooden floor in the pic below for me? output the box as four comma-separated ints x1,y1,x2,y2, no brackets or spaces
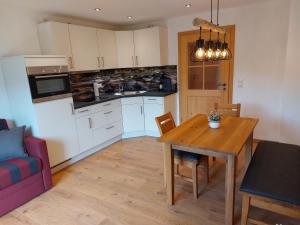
1,137,299,225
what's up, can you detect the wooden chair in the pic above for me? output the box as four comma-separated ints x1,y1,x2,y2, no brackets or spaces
214,102,241,117
240,141,300,225
212,103,241,161
155,112,209,199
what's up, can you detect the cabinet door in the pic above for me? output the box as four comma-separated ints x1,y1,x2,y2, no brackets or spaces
97,29,118,69
134,27,161,67
122,104,144,132
34,97,79,167
116,31,135,68
76,115,93,153
38,21,73,68
69,24,100,71
144,103,164,132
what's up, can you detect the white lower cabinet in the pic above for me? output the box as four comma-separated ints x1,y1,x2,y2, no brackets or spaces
75,99,123,154
121,97,145,135
144,103,164,134
76,115,93,153
34,97,79,167
93,121,123,146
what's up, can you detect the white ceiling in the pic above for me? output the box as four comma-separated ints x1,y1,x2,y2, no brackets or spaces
0,0,268,26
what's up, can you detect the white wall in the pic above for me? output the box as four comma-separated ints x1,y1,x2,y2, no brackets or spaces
0,4,118,119
166,0,291,141
280,0,300,145
0,5,43,119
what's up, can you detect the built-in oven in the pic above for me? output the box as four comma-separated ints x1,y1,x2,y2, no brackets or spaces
27,65,72,103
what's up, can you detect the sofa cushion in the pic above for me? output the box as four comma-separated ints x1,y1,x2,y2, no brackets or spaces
0,157,41,190
240,141,300,206
0,119,8,131
0,126,27,161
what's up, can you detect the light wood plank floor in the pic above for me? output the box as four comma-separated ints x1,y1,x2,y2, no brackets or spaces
1,137,299,225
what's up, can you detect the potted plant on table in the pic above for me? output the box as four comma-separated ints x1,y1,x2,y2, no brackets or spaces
208,111,221,129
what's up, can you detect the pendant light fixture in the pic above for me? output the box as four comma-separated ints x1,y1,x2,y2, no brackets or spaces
193,0,232,62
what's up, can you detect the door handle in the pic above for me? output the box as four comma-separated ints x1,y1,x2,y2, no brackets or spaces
101,57,105,68
97,57,101,68
132,56,135,66
70,103,75,115
135,56,139,66
88,118,92,129
140,105,143,115
69,57,74,69
217,83,227,90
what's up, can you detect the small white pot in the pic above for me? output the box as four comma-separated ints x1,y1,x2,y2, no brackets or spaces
209,121,220,129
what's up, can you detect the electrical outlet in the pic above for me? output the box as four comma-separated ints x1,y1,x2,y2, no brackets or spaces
238,79,244,88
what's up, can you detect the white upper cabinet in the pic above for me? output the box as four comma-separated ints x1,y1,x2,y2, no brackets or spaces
116,31,135,68
134,27,168,67
97,29,118,69
38,21,73,67
68,24,100,71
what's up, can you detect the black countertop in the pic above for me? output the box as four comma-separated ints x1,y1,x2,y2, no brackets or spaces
73,91,177,109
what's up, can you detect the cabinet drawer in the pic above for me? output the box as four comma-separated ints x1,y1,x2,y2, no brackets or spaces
93,120,123,146
92,99,121,112
121,97,143,105
143,97,163,105
92,106,122,128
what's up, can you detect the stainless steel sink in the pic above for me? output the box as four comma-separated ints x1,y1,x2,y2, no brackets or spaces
114,91,147,96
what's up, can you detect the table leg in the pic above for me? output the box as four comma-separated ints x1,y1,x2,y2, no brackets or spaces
245,132,253,170
225,155,236,225
164,143,174,205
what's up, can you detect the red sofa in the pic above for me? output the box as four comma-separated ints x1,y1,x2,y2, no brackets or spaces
0,119,52,216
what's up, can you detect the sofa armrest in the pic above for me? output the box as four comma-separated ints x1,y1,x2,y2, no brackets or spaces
24,137,52,190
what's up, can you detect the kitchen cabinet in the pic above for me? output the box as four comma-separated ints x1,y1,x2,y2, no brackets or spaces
34,97,79,167
75,114,93,153
75,99,123,151
115,31,135,68
134,27,168,67
68,24,100,71
38,21,73,68
97,29,118,69
121,97,145,135
143,97,164,134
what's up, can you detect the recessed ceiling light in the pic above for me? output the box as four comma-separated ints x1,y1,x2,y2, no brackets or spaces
94,8,101,12
127,16,133,20
185,4,192,8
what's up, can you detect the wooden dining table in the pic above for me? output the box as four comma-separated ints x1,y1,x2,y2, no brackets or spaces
158,114,258,225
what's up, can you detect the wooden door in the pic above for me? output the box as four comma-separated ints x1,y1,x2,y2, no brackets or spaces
116,31,135,68
68,24,100,71
179,25,235,122
97,29,118,69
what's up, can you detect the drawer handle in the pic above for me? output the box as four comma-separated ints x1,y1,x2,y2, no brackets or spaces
103,103,112,107
79,109,89,113
88,118,92,129
104,111,113,115
106,126,114,130
147,99,156,101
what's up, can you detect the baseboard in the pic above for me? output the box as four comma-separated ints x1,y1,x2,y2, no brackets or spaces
51,135,122,174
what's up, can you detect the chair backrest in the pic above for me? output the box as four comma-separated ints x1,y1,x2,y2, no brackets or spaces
155,112,176,136
0,119,8,131
214,103,241,117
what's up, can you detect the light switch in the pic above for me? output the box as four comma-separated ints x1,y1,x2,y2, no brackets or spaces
238,79,244,88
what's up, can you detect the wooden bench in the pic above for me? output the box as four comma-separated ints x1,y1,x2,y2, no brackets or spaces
240,141,300,225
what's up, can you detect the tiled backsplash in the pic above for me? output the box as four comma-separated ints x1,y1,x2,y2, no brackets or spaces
70,65,177,102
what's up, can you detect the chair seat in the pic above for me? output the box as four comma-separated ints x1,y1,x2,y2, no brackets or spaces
0,157,41,190
240,141,300,206
173,149,202,161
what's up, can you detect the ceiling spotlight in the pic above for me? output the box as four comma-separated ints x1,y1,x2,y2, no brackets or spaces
185,4,192,8
94,8,101,12
127,16,133,20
